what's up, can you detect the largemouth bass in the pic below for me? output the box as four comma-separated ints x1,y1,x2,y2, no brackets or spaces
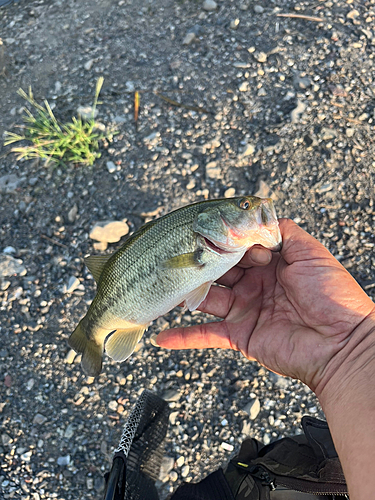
68,197,282,377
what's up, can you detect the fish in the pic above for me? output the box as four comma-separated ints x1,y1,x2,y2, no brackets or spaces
68,196,282,377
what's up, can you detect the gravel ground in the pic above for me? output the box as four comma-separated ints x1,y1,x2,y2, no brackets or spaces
0,0,375,498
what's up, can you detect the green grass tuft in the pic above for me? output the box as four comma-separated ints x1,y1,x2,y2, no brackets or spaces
4,77,114,166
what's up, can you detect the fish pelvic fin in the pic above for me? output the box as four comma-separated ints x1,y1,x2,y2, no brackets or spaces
105,325,146,362
68,321,104,377
184,281,213,311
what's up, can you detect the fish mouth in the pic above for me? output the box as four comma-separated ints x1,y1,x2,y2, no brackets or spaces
202,236,233,255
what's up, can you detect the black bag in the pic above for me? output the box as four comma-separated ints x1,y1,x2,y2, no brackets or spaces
103,391,349,500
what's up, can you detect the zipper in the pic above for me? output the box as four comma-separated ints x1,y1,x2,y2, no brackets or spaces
233,461,349,497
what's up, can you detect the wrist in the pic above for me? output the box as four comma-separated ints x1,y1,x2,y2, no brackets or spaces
316,309,375,404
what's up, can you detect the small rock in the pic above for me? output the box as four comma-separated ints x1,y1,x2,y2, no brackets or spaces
255,52,267,63
182,32,196,45
346,128,355,138
202,0,217,11
239,3,248,10
258,88,267,97
254,5,264,13
159,456,175,481
106,161,116,173
77,106,98,120
238,81,250,92
65,349,77,364
93,241,108,251
84,59,94,71
239,143,255,158
162,389,181,402
0,173,25,194
125,81,135,92
221,418,228,426
33,414,47,425
3,246,16,254
290,100,306,123
224,188,235,198
293,73,311,90
89,220,129,243
320,128,337,141
206,161,221,180
67,204,78,223
181,465,190,478
358,113,369,121
347,9,360,20
108,400,118,411
230,19,240,30
64,424,75,439
263,433,271,445
0,255,26,277
8,286,23,302
176,456,185,467
29,177,38,186
221,442,234,452
21,450,32,462
241,420,251,435
186,179,196,190
0,281,10,291
54,81,62,94
169,471,178,482
316,182,333,194
62,276,80,294
1,433,13,446
169,411,179,425
243,398,261,420
57,455,71,466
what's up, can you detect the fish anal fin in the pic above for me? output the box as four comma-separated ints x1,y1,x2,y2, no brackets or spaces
81,340,103,377
105,325,146,362
84,254,112,283
160,248,204,269
184,281,212,311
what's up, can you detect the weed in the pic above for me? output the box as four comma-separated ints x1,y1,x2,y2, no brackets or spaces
4,77,114,166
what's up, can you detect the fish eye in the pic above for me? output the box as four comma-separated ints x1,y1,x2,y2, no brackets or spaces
239,198,250,210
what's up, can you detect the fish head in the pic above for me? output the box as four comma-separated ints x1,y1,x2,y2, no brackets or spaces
193,196,282,253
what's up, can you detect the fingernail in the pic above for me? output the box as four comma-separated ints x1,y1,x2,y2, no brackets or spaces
150,333,160,347
250,247,271,265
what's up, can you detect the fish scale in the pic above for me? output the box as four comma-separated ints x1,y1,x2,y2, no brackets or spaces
68,197,282,377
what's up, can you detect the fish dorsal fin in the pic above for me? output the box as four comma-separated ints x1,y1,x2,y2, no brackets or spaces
105,325,146,362
84,254,112,283
184,281,212,311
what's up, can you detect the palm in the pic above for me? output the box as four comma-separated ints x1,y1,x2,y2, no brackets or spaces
157,220,375,390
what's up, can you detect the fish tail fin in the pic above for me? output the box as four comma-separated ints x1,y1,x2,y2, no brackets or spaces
68,321,103,377
105,325,146,362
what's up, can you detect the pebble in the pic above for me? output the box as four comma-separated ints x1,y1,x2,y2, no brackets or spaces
3,246,16,254
64,424,75,439
159,456,175,481
290,100,306,123
221,442,234,452
77,106,98,120
243,398,261,420
263,433,271,446
238,81,250,92
0,173,25,194
202,0,217,12
106,161,117,173
162,389,181,402
347,9,360,20
176,456,185,467
169,471,178,482
181,465,190,478
255,52,267,63
84,59,94,70
230,19,240,30
62,276,81,294
0,255,26,277
57,455,71,466
239,3,248,10
186,179,196,190
89,220,129,243
108,400,118,411
346,128,355,138
33,414,47,425
239,143,255,157
254,5,264,13
29,177,38,186
182,32,196,45
316,182,333,194
206,161,221,180
21,450,32,462
169,411,179,425
67,204,78,223
320,128,337,141
1,433,13,446
224,188,235,198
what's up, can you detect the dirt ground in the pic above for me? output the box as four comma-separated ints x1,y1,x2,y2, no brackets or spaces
0,0,374,499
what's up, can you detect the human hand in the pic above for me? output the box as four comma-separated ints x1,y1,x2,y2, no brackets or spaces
156,219,375,393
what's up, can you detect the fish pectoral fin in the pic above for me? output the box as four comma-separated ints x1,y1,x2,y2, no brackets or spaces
184,281,213,311
84,254,112,283
160,248,205,269
105,325,146,362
